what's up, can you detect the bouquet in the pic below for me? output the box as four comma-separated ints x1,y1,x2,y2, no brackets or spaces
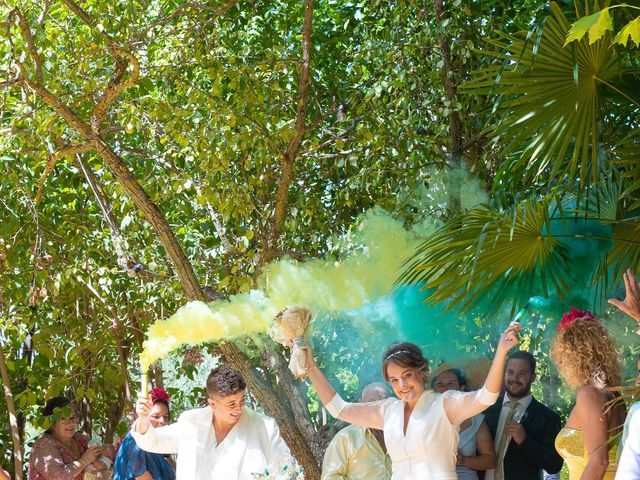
252,458,304,479
269,306,313,379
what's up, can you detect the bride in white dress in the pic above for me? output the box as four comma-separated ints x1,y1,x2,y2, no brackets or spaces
304,324,520,480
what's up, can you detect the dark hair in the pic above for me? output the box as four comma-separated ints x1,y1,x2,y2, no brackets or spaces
206,365,246,398
43,396,77,433
431,368,468,391
153,398,170,410
43,396,72,417
507,350,536,373
382,342,429,382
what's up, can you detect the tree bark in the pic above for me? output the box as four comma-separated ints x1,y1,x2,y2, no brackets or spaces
433,0,464,214
264,0,314,265
0,344,23,480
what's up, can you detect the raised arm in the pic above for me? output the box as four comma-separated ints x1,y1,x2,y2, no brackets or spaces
608,269,640,324
444,323,520,424
130,395,180,454
304,341,387,429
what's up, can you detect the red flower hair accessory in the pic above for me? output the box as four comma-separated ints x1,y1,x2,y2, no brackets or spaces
558,306,595,333
150,388,170,403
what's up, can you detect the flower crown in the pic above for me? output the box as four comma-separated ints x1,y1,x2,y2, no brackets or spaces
150,387,170,403
558,306,595,333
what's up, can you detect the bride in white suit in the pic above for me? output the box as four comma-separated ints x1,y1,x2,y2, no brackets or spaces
132,365,292,480
304,324,520,480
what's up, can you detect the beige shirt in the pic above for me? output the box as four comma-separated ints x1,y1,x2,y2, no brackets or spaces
322,424,391,480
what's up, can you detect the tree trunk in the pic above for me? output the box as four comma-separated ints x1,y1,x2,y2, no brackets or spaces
103,386,126,443
0,344,23,480
15,9,321,477
262,339,327,462
433,0,464,214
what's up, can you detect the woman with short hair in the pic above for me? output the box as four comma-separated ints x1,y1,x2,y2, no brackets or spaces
132,365,292,480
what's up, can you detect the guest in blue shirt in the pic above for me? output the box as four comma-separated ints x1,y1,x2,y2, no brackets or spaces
114,388,175,480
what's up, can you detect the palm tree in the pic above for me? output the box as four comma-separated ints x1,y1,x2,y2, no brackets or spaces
401,1,640,313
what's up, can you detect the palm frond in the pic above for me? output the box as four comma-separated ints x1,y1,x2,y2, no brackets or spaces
462,2,631,188
399,198,570,313
613,132,640,208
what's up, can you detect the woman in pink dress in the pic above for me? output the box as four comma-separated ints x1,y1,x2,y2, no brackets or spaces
28,396,110,480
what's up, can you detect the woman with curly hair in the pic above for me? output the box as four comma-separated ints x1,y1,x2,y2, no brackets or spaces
551,307,627,480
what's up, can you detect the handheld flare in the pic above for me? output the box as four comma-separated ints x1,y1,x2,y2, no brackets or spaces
511,303,529,324
509,303,529,339
140,369,148,397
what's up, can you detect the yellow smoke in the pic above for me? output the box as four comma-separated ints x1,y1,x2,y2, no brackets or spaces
140,209,424,369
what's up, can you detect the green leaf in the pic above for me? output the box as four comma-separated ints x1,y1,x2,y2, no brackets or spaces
565,8,613,46
613,16,640,46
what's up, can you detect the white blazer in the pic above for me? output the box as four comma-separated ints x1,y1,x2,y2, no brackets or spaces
131,406,292,480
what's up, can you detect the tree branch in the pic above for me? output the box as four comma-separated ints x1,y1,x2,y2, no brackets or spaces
57,0,99,36
203,198,236,255
265,0,314,264
0,68,21,89
13,8,44,85
131,0,243,42
36,143,94,203
92,45,140,131
57,0,140,131
284,0,314,163
74,154,131,269
0,344,22,480
433,0,464,213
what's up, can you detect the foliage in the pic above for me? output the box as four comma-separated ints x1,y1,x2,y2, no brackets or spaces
565,4,640,47
2,0,622,475
405,1,640,314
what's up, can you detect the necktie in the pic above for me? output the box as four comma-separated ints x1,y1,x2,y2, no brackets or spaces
495,401,520,480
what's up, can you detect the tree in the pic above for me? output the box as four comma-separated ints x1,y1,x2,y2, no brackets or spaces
0,0,564,476
403,1,640,313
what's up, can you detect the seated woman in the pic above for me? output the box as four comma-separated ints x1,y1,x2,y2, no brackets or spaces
304,325,519,480
132,365,292,480
431,367,496,480
114,388,175,480
551,308,627,480
27,396,109,479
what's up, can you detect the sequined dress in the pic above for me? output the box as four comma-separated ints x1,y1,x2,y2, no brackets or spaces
555,427,618,480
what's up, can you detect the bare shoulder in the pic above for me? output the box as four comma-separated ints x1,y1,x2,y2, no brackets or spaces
575,385,606,404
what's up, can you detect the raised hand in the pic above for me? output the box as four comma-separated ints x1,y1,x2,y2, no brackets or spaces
302,338,316,370
497,323,521,355
135,394,153,418
134,394,153,433
608,269,640,323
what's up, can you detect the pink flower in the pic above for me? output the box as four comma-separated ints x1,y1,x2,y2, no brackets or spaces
150,388,170,403
558,306,595,333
